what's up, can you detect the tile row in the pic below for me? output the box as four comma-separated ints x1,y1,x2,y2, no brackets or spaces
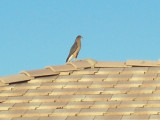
3,100,160,111
1,108,160,118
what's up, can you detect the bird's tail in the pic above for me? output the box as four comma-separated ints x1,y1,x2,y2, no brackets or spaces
66,54,73,63
66,56,69,63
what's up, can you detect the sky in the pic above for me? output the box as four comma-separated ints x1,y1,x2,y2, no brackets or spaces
0,0,160,76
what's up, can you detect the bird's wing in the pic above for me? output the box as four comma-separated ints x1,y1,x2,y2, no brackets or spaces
66,42,78,62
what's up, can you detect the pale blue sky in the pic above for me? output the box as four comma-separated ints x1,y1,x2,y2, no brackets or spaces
0,0,160,76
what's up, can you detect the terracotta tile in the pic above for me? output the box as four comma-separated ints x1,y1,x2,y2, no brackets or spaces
11,102,41,110
0,118,12,120
95,61,126,68
39,82,67,89
146,67,160,74
0,89,28,97
0,96,8,103
80,75,108,82
127,87,156,94
30,96,59,103
23,109,53,117
55,75,82,82
72,68,99,75
89,81,117,88
150,115,160,120
0,74,31,84
66,116,95,120
153,87,160,93
135,93,160,100
64,81,92,89
75,88,105,95
115,81,142,88
39,117,67,120
111,94,138,101
0,89,3,93
0,110,26,118
0,103,14,110
96,68,124,75
12,117,39,120
91,101,120,108
67,60,91,69
141,80,160,87
50,108,81,116
145,100,160,107
126,60,159,67
50,88,77,96
83,94,112,102
57,95,85,102
129,74,157,81
120,67,148,74
24,89,52,96
12,82,41,90
121,115,150,120
155,86,160,90
118,101,147,108
0,82,8,87
21,68,58,77
155,74,160,80
0,85,14,91
28,76,57,83
133,108,160,115
105,74,132,81
59,72,70,75
105,108,135,115
65,101,94,109
46,64,76,72
94,116,122,120
38,102,67,110
78,108,107,116
101,88,129,94
4,96,34,103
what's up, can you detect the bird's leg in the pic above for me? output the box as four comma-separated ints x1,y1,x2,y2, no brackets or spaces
72,58,78,61
74,58,78,61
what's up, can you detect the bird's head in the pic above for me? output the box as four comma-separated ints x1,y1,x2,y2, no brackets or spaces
76,35,83,39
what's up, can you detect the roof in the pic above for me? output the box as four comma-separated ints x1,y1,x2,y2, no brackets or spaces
1,59,160,120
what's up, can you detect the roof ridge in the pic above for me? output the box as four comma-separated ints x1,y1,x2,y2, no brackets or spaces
0,59,160,85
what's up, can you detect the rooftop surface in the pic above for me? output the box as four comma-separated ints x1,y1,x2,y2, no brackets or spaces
1,59,160,120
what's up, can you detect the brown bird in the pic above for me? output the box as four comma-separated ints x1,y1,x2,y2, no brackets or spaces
66,35,82,62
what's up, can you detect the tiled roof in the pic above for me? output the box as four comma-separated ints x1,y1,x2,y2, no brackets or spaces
1,59,160,120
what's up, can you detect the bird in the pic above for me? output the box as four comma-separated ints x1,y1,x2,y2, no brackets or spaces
66,35,82,62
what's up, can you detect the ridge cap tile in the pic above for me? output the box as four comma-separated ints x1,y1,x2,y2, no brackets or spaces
95,61,127,68
46,64,76,72
126,59,159,67
83,59,97,68
21,68,58,77
0,74,31,84
66,59,92,69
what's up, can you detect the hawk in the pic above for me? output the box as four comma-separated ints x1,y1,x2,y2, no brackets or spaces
66,35,82,62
